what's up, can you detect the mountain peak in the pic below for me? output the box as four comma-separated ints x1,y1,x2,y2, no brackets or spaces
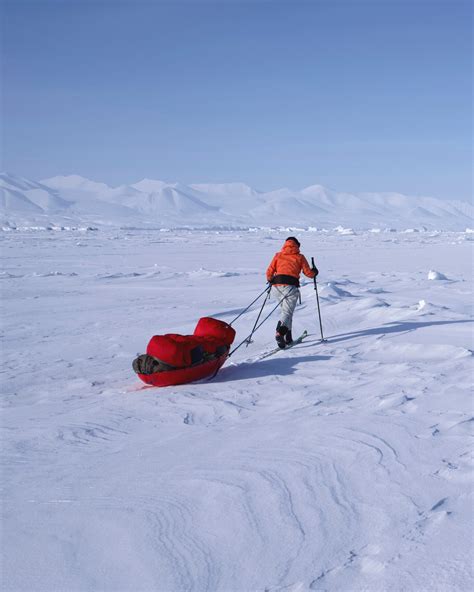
132,178,169,193
41,174,111,191
300,184,329,195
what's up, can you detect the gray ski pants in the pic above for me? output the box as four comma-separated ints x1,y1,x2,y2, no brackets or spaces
272,285,299,330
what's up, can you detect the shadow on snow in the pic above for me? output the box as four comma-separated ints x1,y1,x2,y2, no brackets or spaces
216,354,331,382
326,319,473,344
207,319,471,384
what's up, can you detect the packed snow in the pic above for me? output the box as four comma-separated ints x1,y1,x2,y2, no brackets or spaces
1,172,473,231
2,226,473,591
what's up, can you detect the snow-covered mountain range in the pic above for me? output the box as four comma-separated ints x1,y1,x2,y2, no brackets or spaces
1,172,472,230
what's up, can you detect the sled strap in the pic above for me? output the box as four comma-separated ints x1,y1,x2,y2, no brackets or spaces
228,291,292,357
229,285,271,325
245,286,272,347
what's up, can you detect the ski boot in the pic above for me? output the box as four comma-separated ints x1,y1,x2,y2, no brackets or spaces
285,330,293,346
275,321,288,349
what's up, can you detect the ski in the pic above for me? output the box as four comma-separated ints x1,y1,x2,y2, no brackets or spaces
257,330,308,360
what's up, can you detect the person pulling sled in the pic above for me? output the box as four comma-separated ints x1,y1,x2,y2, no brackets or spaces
266,237,318,348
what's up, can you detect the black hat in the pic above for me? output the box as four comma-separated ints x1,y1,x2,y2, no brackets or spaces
286,236,300,247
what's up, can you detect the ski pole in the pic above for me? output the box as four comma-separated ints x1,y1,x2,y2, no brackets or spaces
245,285,272,346
229,285,271,326
210,290,289,380
229,291,291,357
311,257,326,342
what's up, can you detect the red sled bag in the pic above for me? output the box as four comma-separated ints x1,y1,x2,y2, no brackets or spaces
133,317,235,387
195,336,221,354
147,334,204,367
194,317,236,346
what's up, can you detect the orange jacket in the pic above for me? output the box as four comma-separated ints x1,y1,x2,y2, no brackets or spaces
266,240,316,284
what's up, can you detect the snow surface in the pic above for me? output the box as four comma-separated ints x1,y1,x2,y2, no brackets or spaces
2,227,473,591
1,172,473,231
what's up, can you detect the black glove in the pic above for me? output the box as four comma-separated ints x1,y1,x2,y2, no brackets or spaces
312,266,319,277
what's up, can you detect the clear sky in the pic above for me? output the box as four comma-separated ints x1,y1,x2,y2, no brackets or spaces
2,0,472,200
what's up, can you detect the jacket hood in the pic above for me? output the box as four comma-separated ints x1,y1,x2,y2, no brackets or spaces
281,239,300,254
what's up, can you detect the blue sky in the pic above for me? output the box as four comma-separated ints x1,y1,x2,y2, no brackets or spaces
2,0,472,200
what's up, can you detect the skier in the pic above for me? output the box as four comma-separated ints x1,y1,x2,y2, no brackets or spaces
266,237,318,348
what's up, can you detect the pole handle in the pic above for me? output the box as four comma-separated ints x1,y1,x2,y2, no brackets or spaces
311,257,317,290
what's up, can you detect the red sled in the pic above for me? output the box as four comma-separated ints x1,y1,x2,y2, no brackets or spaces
133,317,235,388
136,352,229,388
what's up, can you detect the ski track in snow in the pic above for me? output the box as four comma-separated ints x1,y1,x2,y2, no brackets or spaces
1,229,473,592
